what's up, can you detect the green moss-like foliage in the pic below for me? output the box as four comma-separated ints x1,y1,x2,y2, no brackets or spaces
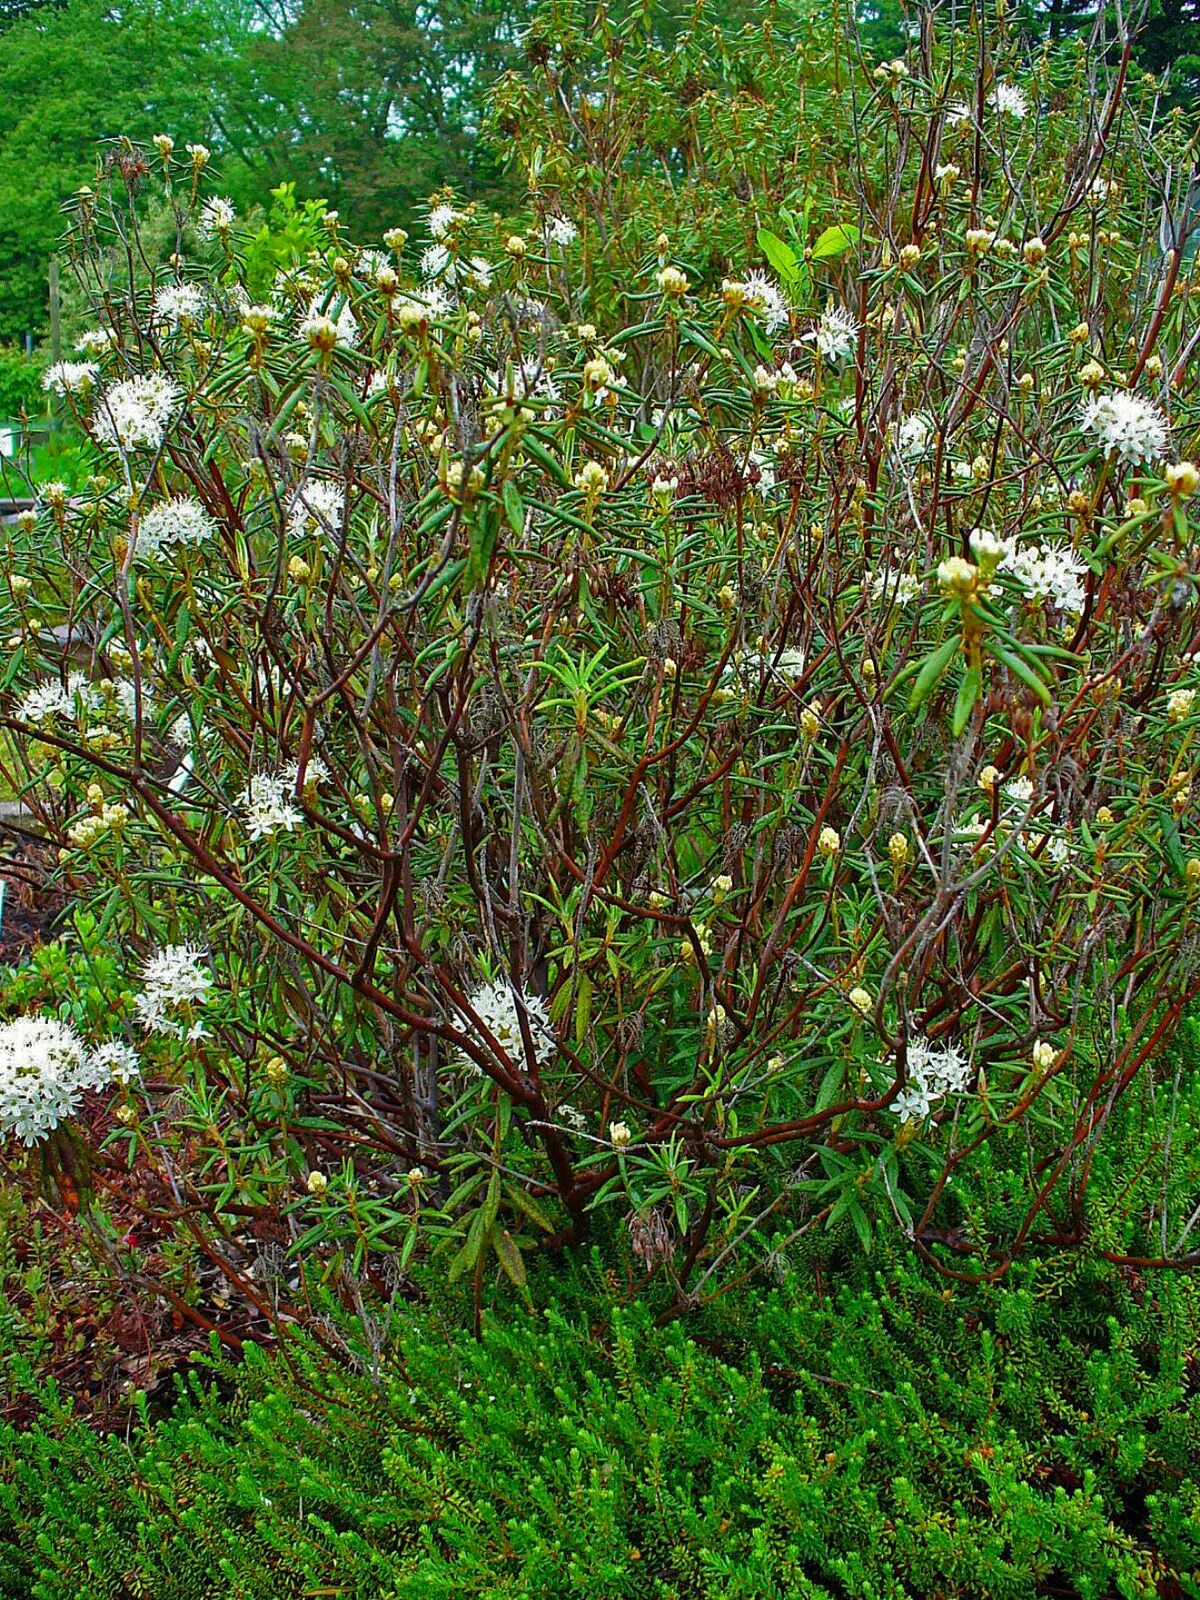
1,1248,1197,1599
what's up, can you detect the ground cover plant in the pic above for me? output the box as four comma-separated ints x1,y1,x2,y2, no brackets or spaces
2,1235,1199,1598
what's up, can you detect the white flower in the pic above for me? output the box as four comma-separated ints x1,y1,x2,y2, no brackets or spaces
420,242,451,280
458,980,555,1074
721,645,805,693
894,1081,935,1124
742,269,789,335
0,1016,109,1145
999,538,1088,614
198,196,236,237
749,450,777,497
16,673,99,724
137,495,216,559
42,361,98,396
1080,391,1170,467
92,373,182,452
893,1033,970,1125
548,215,578,246
464,256,493,290
801,303,860,362
1004,774,1035,805
104,675,151,723
412,283,454,319
287,479,345,539
869,567,921,604
76,327,116,357
135,944,213,1038
16,680,73,723
427,203,459,241
895,411,935,462
491,358,560,405
771,647,807,682
993,82,1029,119
281,755,329,793
237,773,305,841
153,282,206,327
1088,175,1115,206
355,248,392,281
91,1040,140,1084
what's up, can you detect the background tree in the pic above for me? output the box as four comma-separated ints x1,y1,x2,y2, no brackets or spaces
0,0,254,342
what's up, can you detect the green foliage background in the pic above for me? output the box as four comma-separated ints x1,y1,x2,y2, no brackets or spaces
0,0,1193,344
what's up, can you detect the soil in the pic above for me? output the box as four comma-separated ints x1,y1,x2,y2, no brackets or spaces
0,831,66,962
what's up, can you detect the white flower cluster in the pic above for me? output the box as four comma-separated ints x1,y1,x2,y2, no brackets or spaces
719,646,806,695
458,981,555,1075
869,567,922,605
137,495,217,560
999,538,1088,614
198,196,236,237
76,327,116,357
419,245,492,291
90,1040,140,1083
801,303,859,362
948,82,1029,126
427,203,459,240
16,673,99,724
1080,391,1170,467
135,945,213,1039
0,1016,126,1145
547,215,578,246
288,478,345,538
893,1034,970,1124
742,270,789,335
42,361,98,397
895,411,935,462
153,282,207,328
993,82,1030,119
92,373,183,452
395,283,453,323
237,772,305,840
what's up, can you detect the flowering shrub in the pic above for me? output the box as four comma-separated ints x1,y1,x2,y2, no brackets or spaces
3,9,1200,1319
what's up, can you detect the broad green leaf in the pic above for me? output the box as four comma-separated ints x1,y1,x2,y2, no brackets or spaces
811,223,861,260
757,227,800,282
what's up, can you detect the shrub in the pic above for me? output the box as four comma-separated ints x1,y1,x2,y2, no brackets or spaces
1,6,1200,1327
0,345,42,426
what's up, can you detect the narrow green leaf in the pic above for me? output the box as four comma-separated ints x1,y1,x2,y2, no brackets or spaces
909,635,961,709
989,639,1052,706
491,1227,527,1288
952,662,982,736
501,480,526,538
